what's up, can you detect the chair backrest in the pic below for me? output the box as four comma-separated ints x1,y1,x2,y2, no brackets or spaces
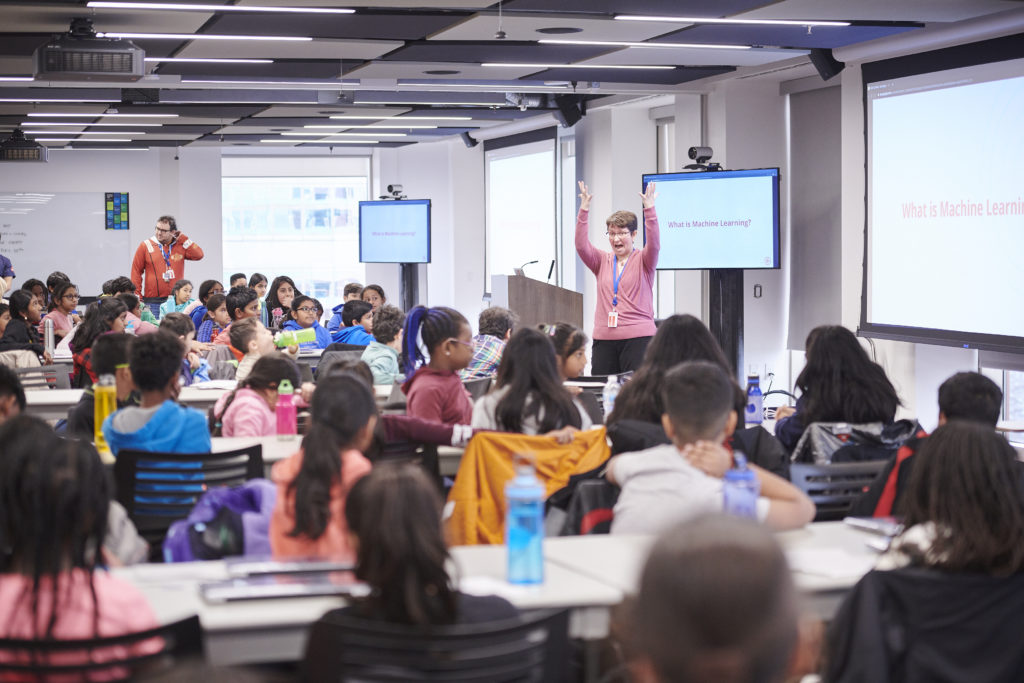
325,342,369,352
207,360,237,381
790,460,887,522
113,445,264,548
316,350,366,380
792,419,919,465
0,615,202,681
203,344,236,364
575,390,603,426
15,364,71,390
463,376,492,401
303,608,569,683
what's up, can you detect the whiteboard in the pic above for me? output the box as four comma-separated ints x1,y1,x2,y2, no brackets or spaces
0,192,132,297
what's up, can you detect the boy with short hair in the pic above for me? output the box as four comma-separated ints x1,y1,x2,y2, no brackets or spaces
460,306,517,381
229,317,275,381
229,273,247,289
327,283,366,332
66,333,138,438
360,304,405,385
607,361,815,535
851,371,1003,517
330,299,374,345
102,331,211,456
213,286,261,346
0,364,25,423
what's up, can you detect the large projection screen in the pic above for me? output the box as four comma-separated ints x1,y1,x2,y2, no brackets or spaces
861,34,1024,352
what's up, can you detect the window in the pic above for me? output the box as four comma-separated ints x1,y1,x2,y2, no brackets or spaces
1007,370,1024,421
222,172,368,318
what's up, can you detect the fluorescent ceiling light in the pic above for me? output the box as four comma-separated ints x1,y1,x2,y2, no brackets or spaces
354,100,507,106
97,32,312,41
50,147,151,151
27,112,178,118
34,138,132,142
614,15,850,27
182,79,347,88
481,63,674,70
400,83,571,92
304,124,437,129
26,130,146,135
260,140,378,144
23,122,162,127
329,115,472,121
146,57,274,64
281,132,406,137
0,77,33,82
539,39,750,50
0,98,118,103
88,2,355,14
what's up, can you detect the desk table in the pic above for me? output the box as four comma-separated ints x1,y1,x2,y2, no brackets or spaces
24,384,234,422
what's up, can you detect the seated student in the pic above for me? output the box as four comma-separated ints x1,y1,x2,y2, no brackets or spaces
158,279,195,319
472,327,592,441
188,279,225,330
326,283,365,332
45,271,70,302
110,275,159,326
213,285,261,346
305,463,517,663
248,272,269,326
67,333,138,439
265,275,299,330
360,304,405,385
0,289,51,364
330,299,374,345
269,373,375,558
116,292,159,336
401,306,474,426
360,284,386,312
20,278,48,309
229,272,247,289
228,317,299,382
851,371,1000,518
102,331,212,456
210,355,302,437
622,515,799,683
282,295,331,349
70,298,128,388
0,420,159,662
774,325,901,452
607,361,815,535
159,312,207,386
544,322,589,382
0,302,10,337
459,306,517,381
825,421,1024,682
0,363,26,422
38,279,81,341
196,292,230,344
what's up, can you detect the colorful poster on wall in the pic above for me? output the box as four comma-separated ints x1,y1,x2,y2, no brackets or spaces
105,192,129,230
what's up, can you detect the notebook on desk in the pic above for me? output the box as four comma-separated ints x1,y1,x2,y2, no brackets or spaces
225,556,355,578
200,571,366,603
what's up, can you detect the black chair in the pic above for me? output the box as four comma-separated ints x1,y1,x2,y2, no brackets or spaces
575,391,603,426
113,445,263,550
0,615,203,681
316,350,366,380
463,376,492,401
15,364,71,389
790,460,887,522
325,342,369,353
303,608,570,683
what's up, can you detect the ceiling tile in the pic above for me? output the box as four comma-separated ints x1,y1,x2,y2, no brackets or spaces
738,0,1021,22
345,61,540,80
655,24,919,50
156,61,343,79
239,0,492,7
579,45,807,67
206,11,470,41
529,64,735,85
503,0,770,14
253,105,409,117
429,14,690,42
0,4,213,35
176,37,402,60
382,41,615,63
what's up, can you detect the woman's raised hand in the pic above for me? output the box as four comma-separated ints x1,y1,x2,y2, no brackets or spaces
640,181,658,209
578,180,593,211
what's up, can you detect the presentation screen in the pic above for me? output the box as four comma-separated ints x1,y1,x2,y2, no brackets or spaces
642,168,780,270
359,199,431,264
862,35,1024,351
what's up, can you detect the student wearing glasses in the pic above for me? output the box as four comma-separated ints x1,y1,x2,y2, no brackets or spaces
129,215,204,299
281,295,331,349
38,280,81,341
575,180,660,375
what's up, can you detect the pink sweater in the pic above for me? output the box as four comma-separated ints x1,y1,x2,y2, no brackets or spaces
575,207,660,340
213,387,274,437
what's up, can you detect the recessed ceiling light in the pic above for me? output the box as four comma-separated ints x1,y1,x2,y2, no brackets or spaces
329,115,472,121
304,124,437,129
50,147,151,151
423,70,461,76
354,100,508,107
26,130,147,135
614,15,850,27
481,63,674,70
535,27,584,34
538,39,750,50
182,79,347,88
27,112,178,118
88,2,355,14
145,57,275,64
401,83,572,92
34,138,132,142
97,32,313,41
0,76,33,82
22,122,163,127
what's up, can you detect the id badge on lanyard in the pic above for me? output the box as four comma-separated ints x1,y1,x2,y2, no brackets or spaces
609,252,631,328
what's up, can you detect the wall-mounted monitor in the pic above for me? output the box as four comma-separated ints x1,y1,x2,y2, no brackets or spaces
358,199,431,264
642,168,780,270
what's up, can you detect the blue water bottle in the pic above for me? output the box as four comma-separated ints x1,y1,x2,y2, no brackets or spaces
745,371,763,426
723,453,760,519
505,457,545,585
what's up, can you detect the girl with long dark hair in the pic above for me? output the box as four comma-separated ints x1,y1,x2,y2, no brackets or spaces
0,289,50,364
269,373,376,558
543,322,589,381
265,275,299,329
473,327,590,439
210,354,301,437
71,297,128,388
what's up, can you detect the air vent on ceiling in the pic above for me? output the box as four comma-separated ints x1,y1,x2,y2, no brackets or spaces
0,129,48,163
34,18,144,82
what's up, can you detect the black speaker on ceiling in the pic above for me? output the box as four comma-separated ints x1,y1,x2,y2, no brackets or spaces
460,132,478,148
809,48,845,81
553,94,584,128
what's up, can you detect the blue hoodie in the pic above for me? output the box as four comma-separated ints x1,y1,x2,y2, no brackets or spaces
331,324,374,346
326,303,345,333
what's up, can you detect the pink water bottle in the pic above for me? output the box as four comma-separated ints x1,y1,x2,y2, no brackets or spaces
275,378,297,440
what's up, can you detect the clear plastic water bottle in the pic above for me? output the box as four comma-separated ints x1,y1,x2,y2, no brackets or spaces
43,317,54,357
602,375,620,420
505,457,545,585
745,371,763,426
723,453,760,519
93,374,117,464
275,378,297,440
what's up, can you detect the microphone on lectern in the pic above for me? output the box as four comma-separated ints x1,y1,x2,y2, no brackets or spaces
546,260,556,282
517,260,538,273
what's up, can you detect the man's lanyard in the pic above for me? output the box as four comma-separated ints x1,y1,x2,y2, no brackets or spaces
159,241,172,268
612,250,632,308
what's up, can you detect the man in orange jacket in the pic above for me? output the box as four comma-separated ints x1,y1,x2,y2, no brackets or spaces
130,215,204,299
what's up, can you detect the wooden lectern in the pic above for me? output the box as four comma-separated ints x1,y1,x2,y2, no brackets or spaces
490,274,583,330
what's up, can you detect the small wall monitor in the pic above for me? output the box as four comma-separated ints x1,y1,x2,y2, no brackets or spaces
359,199,431,264
642,168,781,270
